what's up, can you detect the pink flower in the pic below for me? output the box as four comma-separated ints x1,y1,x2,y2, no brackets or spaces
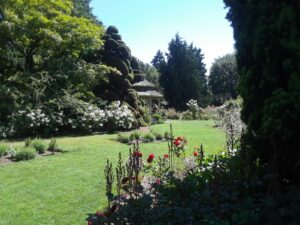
155,179,161,185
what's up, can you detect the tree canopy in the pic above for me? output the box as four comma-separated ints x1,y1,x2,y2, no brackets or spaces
209,53,238,105
224,0,300,184
155,34,208,110
0,0,105,134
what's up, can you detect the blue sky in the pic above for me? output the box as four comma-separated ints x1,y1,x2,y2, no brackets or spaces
91,0,234,72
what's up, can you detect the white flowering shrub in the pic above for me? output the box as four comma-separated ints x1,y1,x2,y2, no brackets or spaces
9,108,51,136
4,100,136,137
186,99,199,113
78,104,106,132
105,101,135,131
183,99,203,120
216,100,244,135
0,123,14,139
216,99,245,156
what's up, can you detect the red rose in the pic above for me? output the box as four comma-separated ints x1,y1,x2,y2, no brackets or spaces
147,153,155,163
133,151,143,158
173,139,180,146
193,151,198,157
148,153,155,159
163,154,169,159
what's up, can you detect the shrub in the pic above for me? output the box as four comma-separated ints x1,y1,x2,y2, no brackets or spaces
142,133,155,143
151,113,164,124
31,139,46,154
116,134,130,144
143,112,151,125
129,131,142,142
153,132,163,141
105,101,135,132
24,138,32,147
0,142,9,157
181,111,194,120
163,108,181,120
14,147,36,161
48,138,59,152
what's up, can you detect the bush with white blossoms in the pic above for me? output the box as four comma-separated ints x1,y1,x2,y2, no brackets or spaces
216,99,244,135
186,99,199,113
105,101,135,131
9,108,51,136
78,104,106,132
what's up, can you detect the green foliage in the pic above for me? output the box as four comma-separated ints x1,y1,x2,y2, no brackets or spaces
72,0,101,24
138,60,161,88
24,138,32,147
116,133,130,144
152,132,164,141
14,147,36,161
31,139,46,154
0,0,107,137
0,142,9,157
155,34,209,110
224,0,300,183
48,138,59,152
129,131,142,142
142,133,155,143
151,113,164,124
162,108,181,120
100,26,146,127
209,53,239,105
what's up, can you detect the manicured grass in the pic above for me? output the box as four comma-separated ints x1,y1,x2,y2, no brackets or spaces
0,120,225,225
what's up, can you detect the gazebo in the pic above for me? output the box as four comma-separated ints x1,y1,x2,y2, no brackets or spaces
132,78,163,114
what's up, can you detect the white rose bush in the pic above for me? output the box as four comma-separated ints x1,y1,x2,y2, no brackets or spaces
3,101,136,138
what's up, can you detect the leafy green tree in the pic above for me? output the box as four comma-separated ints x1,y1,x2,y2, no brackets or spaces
224,0,300,184
138,60,161,88
72,0,101,24
209,53,238,105
0,0,105,126
156,34,208,110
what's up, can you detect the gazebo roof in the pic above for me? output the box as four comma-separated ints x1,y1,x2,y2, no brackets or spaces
132,80,155,88
136,90,163,98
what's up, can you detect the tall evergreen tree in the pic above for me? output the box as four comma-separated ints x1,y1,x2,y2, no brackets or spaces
156,34,208,110
151,50,166,70
224,0,300,184
209,53,238,105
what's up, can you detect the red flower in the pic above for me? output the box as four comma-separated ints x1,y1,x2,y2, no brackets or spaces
133,151,143,158
155,179,161,185
193,151,198,157
110,204,117,213
88,221,93,225
163,154,169,159
173,139,180,146
147,153,155,163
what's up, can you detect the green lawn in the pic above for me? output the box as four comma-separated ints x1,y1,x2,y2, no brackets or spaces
0,120,225,225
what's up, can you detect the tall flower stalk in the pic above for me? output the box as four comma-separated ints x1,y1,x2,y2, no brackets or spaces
104,159,114,209
115,152,125,217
